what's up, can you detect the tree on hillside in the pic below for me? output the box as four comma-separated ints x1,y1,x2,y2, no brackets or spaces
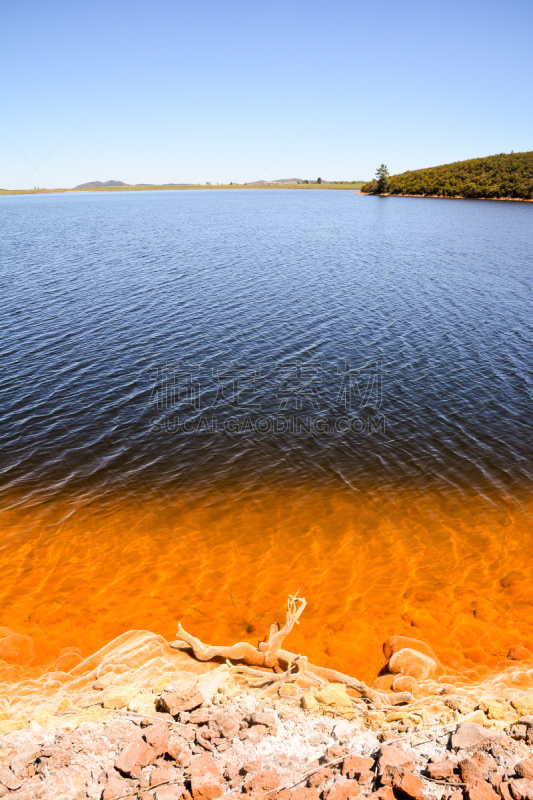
376,164,389,193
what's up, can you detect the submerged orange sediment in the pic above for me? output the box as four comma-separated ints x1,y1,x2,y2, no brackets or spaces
0,484,532,691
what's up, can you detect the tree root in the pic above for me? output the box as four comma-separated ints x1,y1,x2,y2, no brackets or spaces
177,593,400,709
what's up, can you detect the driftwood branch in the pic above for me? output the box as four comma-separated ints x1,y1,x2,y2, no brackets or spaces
178,592,399,709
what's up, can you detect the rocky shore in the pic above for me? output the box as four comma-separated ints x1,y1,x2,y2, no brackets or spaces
0,623,532,800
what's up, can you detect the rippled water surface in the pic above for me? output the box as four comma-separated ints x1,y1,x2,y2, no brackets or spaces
1,189,532,682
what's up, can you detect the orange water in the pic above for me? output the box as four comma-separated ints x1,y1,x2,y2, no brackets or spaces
1,484,532,685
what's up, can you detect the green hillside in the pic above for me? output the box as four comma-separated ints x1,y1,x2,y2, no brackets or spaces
360,151,533,199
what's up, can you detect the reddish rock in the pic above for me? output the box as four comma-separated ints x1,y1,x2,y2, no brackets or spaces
176,752,193,770
451,724,503,751
497,784,513,800
248,724,269,739
358,771,375,786
154,788,186,800
342,756,375,779
378,746,415,774
466,782,501,800
291,789,320,800
103,773,131,800
189,754,223,800
324,779,361,799
0,768,22,791
243,760,262,774
508,780,533,800
116,736,156,775
249,711,276,727
427,761,455,781
325,746,351,763
150,766,182,785
392,770,426,800
0,629,34,665
381,766,404,787
460,759,488,785
214,713,240,739
516,764,533,782
366,788,395,800
243,769,279,793
160,682,205,715
144,722,170,757
167,739,187,760
308,768,334,787
10,744,40,778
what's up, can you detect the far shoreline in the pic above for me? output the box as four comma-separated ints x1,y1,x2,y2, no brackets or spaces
0,182,364,197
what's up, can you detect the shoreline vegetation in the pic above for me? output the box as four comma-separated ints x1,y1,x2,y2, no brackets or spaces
0,181,365,196
360,152,533,200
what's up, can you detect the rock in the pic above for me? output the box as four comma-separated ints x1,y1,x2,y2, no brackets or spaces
367,790,395,800
302,694,319,710
324,779,361,799
451,723,504,751
279,683,300,697
249,711,276,726
212,712,239,739
359,772,375,787
291,790,320,800
150,766,181,785
460,759,488,785
103,685,138,709
508,780,533,800
342,757,375,779
511,698,533,717
511,725,527,741
55,652,83,671
160,682,206,716
426,761,454,780
144,722,170,757
445,696,475,714
243,769,279,793
388,649,438,680
391,769,426,799
315,684,353,708
154,787,186,800
115,736,155,775
392,676,418,694
103,773,131,799
0,767,22,791
479,700,506,720
383,636,438,661
333,721,356,742
0,630,34,666
377,745,414,774
308,767,335,787
10,744,40,778
189,754,223,800
516,763,533,781
466,783,501,800
325,746,351,762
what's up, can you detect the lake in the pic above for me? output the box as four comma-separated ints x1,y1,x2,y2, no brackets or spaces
1,189,532,682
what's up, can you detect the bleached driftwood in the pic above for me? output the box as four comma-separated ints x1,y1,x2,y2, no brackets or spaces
176,593,409,709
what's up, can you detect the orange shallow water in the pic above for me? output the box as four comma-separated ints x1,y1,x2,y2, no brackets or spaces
1,484,532,685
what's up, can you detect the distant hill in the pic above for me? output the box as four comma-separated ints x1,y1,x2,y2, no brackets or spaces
74,180,129,189
248,178,304,185
360,152,533,199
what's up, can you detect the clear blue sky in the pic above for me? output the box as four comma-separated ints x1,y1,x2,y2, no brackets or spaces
1,0,532,189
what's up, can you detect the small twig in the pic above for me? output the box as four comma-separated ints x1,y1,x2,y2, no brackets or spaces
107,778,181,800
415,773,466,787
